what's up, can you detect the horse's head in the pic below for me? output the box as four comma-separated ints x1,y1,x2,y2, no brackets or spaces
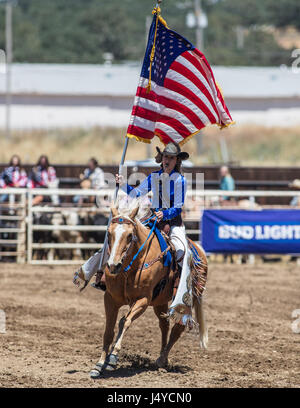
107,205,139,274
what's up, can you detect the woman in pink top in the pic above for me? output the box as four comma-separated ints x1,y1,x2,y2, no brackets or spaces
27,155,58,205
0,155,28,202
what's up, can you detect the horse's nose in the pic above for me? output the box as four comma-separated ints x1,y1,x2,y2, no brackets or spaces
110,262,122,275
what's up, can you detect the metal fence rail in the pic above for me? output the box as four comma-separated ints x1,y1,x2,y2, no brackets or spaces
1,187,300,264
27,188,114,265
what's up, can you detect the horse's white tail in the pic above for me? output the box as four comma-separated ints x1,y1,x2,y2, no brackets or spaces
194,297,208,349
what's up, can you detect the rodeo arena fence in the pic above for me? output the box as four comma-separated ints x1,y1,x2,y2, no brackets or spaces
1,187,300,265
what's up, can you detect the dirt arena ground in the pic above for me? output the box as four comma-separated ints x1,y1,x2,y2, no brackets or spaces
0,261,299,388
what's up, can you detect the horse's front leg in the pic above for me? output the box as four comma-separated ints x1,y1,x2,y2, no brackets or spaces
90,291,120,379
105,297,149,370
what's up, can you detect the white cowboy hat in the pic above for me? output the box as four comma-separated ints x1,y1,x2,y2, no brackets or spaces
155,142,189,163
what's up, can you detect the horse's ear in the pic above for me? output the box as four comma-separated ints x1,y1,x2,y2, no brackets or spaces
129,206,139,220
111,205,118,218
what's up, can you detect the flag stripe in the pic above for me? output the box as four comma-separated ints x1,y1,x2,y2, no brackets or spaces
158,95,205,129
187,50,233,123
158,114,192,138
134,96,161,114
136,82,207,129
147,78,211,126
171,59,221,120
160,108,198,134
183,51,211,87
164,78,217,123
132,106,158,123
166,68,219,121
129,115,156,132
155,124,184,144
127,125,154,140
134,91,199,134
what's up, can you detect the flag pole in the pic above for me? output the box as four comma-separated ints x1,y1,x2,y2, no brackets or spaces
73,0,164,290
96,136,129,275
96,0,163,274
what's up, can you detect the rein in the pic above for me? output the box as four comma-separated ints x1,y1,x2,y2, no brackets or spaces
110,214,164,274
123,217,157,273
111,214,172,275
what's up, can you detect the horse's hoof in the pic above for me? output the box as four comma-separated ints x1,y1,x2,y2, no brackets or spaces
89,363,104,379
156,356,168,368
106,353,118,367
104,363,116,371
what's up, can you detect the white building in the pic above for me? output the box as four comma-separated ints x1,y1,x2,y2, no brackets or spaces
0,63,299,129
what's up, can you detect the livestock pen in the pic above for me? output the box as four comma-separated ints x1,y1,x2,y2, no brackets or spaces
1,187,300,264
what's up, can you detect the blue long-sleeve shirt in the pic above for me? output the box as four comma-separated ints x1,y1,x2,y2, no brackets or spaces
121,169,187,221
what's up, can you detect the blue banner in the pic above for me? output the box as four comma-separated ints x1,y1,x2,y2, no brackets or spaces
201,209,300,254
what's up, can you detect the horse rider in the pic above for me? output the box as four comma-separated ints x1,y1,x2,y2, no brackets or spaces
77,142,193,323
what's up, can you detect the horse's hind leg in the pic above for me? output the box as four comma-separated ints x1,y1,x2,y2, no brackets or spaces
154,304,170,355
156,323,185,368
90,291,119,378
106,297,149,369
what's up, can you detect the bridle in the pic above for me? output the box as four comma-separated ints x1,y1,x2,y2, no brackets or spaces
110,215,158,274
110,216,138,264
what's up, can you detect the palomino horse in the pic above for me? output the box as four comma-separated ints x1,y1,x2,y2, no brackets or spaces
77,203,208,378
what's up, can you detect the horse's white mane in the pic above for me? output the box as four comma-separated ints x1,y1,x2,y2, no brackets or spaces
115,195,152,221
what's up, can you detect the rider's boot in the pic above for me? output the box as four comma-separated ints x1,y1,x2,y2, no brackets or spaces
91,269,106,291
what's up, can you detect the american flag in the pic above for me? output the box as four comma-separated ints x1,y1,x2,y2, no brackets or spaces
127,10,233,146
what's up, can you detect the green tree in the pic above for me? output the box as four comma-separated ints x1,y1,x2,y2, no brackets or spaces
0,0,298,66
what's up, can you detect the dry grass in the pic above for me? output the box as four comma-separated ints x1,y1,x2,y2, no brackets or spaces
203,125,300,166
0,124,300,166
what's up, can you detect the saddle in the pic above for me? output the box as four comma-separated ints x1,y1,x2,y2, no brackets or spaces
149,220,182,302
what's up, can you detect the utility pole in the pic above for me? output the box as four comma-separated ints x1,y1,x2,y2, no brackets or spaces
0,0,14,140
5,0,13,140
236,25,245,50
194,0,204,156
194,0,204,52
